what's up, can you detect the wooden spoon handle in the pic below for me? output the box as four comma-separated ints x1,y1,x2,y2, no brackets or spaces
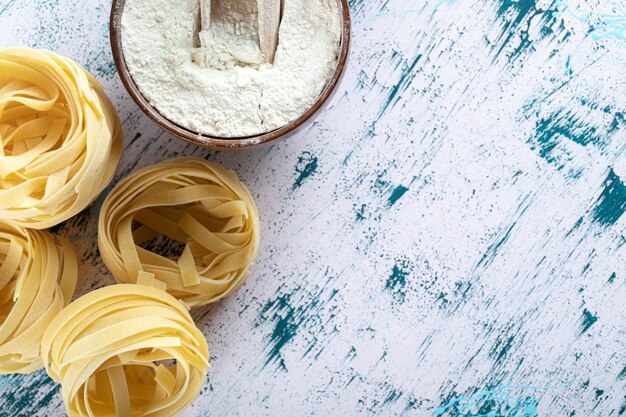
257,0,282,64
200,0,211,31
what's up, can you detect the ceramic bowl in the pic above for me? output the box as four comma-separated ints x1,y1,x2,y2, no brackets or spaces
110,0,351,150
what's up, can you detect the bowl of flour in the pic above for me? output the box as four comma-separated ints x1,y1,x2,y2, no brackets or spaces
110,0,350,149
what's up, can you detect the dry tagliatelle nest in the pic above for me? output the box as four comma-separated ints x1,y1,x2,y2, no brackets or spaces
41,284,209,417
98,157,260,308
0,48,122,229
0,220,77,374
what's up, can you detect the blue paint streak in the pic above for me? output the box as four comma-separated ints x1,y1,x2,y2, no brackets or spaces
579,308,599,335
474,193,533,274
257,291,310,371
608,272,617,284
591,169,626,227
355,204,367,221
255,283,338,370
528,108,608,171
0,0,17,16
385,260,411,304
493,0,563,62
555,0,626,41
379,54,422,118
0,370,61,416
434,0,459,10
388,185,409,206
434,385,544,416
536,109,604,147
491,335,515,363
292,151,319,191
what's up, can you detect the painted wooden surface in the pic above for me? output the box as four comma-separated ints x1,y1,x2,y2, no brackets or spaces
1,0,625,416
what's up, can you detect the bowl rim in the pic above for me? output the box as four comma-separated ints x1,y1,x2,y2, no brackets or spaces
109,0,351,150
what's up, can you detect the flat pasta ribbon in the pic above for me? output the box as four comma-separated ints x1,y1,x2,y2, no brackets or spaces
41,284,209,417
0,48,123,229
98,157,260,308
0,220,77,374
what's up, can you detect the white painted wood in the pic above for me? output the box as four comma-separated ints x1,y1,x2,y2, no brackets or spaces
0,0,625,416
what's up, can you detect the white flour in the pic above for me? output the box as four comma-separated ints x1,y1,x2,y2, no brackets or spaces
121,0,341,137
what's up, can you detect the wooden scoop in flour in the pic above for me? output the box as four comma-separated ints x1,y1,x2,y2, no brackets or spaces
257,0,283,63
198,0,283,64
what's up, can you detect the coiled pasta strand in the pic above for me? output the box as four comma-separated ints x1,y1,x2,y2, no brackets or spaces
0,48,122,229
41,284,209,417
98,157,260,308
0,220,77,374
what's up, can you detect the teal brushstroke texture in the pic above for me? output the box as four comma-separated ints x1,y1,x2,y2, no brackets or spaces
292,151,319,191
434,385,545,416
608,272,617,284
555,0,626,41
388,185,409,206
535,109,603,148
474,193,533,275
527,106,619,172
493,0,564,63
591,169,626,226
385,260,411,304
369,0,460,19
580,308,599,335
255,282,339,371
491,336,515,363
0,0,17,16
0,370,60,417
257,288,313,371
378,54,422,118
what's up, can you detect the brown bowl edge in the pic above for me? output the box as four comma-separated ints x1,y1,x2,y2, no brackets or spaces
110,0,352,151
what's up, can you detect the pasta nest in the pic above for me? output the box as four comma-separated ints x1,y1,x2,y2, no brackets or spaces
41,284,209,417
0,220,77,374
0,48,122,229
98,157,260,308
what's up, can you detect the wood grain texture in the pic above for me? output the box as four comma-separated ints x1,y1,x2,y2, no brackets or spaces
0,0,625,416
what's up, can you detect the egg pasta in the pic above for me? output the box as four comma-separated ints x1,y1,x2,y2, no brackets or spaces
0,220,77,374
41,284,209,417
98,157,260,308
0,48,122,229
